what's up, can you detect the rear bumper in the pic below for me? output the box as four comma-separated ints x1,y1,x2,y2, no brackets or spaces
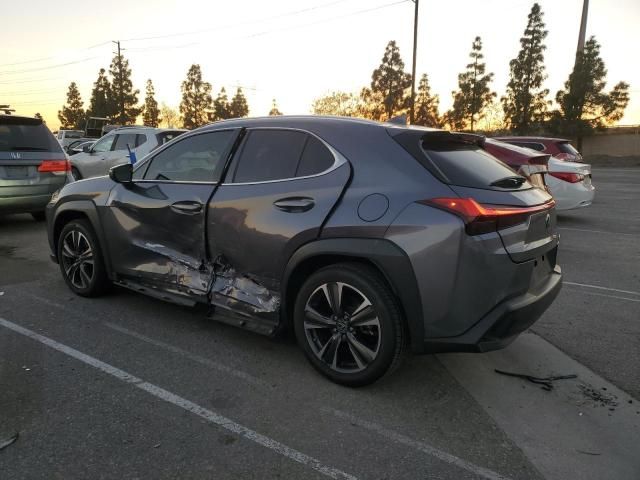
0,193,53,214
421,265,562,353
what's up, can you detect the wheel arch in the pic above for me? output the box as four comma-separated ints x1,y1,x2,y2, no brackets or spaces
281,238,425,352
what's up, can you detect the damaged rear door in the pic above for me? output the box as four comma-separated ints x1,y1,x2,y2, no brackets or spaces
101,130,239,300
207,128,351,317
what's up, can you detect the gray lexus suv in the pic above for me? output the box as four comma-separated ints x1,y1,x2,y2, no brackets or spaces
46,116,562,386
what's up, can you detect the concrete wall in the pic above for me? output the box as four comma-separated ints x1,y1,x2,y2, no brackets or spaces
581,126,640,156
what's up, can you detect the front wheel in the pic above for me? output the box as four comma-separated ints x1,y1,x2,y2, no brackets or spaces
293,263,405,387
57,219,110,297
71,167,82,181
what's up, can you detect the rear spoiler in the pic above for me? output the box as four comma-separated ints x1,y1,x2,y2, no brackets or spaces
386,127,486,147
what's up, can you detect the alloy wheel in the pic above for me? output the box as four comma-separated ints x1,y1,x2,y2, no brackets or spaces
60,230,94,289
304,282,381,373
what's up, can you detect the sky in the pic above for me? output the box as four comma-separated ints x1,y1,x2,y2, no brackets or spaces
1,0,638,130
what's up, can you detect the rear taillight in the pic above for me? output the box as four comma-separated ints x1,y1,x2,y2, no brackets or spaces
549,172,584,183
420,197,555,235
38,160,70,175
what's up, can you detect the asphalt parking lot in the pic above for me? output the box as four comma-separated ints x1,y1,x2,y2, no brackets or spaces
1,166,639,480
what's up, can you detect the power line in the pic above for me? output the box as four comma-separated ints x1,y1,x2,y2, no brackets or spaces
0,56,101,76
0,41,111,68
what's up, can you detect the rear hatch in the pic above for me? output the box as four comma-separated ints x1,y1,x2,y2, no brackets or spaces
389,129,557,263
0,116,68,199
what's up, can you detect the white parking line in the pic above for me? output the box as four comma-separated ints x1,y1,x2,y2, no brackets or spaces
324,408,512,480
558,227,638,237
105,322,272,389
564,281,640,297
0,317,357,480
571,290,640,303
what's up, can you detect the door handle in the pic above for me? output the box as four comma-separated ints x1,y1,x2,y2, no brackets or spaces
170,201,203,215
273,197,315,213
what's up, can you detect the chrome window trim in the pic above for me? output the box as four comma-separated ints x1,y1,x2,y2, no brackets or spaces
221,127,346,186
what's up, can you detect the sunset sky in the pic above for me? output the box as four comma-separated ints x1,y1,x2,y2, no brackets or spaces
2,0,638,130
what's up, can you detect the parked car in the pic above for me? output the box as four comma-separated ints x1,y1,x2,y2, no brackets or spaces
69,126,186,180
56,129,86,149
67,140,95,156
546,156,594,210
46,116,561,386
1,114,70,220
492,137,594,211
482,138,550,191
495,136,583,162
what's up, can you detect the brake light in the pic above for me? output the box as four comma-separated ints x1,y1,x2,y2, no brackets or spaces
549,172,584,183
38,160,70,174
420,197,555,235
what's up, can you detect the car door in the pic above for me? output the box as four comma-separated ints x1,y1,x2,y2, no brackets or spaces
80,134,115,178
207,128,351,315
100,129,239,300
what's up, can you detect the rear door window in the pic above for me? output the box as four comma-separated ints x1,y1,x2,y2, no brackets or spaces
232,130,307,183
92,135,115,153
0,117,62,153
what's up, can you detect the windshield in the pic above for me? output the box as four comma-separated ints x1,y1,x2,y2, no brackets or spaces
558,141,581,156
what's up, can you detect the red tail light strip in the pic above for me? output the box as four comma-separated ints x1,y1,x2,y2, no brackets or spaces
38,160,70,173
420,197,555,235
548,172,584,183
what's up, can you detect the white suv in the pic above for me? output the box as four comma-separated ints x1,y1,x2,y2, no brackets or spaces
69,126,185,180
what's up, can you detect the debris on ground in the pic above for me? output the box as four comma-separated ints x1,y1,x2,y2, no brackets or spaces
0,432,19,451
578,384,619,409
576,449,601,456
494,369,577,391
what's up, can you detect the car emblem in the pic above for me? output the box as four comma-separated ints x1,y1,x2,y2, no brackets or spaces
10,152,21,159
545,213,551,229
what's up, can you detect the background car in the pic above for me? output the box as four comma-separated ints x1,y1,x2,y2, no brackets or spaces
1,114,69,220
482,137,550,190
70,126,185,180
495,136,584,162
47,116,561,386
546,156,594,210
55,129,86,149
67,140,95,156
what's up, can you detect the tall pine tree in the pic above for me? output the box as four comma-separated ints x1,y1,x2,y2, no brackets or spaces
552,36,629,148
229,87,249,118
413,74,441,127
142,79,160,127
88,68,113,119
108,53,140,124
447,36,496,131
502,3,549,133
268,99,282,116
370,40,412,120
179,64,213,129
212,87,230,121
58,82,85,129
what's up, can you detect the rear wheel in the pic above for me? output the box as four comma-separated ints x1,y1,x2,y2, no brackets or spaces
293,263,405,386
57,219,110,297
31,211,46,221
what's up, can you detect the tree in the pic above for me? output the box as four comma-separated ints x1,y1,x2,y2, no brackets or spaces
108,53,140,124
229,87,249,118
413,74,441,127
160,103,179,128
212,87,231,121
446,36,496,131
551,36,630,148
356,87,386,121
58,82,85,129
268,99,282,116
34,112,43,121
502,3,550,133
311,91,360,117
179,64,213,129
88,68,113,119
142,79,161,127
370,40,412,120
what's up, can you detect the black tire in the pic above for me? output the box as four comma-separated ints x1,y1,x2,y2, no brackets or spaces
71,167,82,181
31,211,46,221
293,263,405,387
57,219,110,297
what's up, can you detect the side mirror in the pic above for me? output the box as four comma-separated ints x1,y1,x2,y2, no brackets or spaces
109,163,133,184
83,144,92,153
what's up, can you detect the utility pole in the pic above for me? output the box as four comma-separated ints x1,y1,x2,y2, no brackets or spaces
576,0,589,60
112,40,124,123
409,0,419,125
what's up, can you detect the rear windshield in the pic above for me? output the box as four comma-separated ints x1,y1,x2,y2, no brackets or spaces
0,117,63,153
423,142,528,190
157,130,185,145
557,141,580,156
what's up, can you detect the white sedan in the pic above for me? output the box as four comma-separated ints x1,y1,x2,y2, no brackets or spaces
546,157,595,211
